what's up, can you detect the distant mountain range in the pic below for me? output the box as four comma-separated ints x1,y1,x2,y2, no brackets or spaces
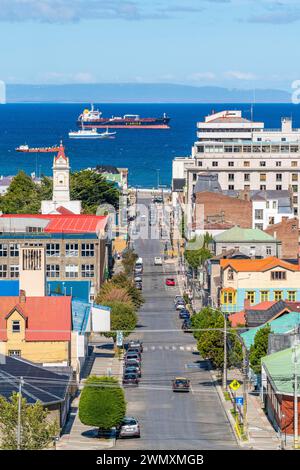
5,83,291,103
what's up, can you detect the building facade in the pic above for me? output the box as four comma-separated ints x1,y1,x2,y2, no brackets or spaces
172,110,300,231
219,257,300,313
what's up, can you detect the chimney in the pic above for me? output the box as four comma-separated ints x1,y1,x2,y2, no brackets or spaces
19,289,26,303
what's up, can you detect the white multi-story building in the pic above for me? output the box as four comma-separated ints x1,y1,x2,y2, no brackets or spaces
172,110,300,228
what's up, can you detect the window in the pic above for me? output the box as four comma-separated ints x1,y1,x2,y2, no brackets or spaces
193,173,197,181
198,161,203,166
65,264,79,278
0,265,7,278
0,244,8,257
244,161,250,167
292,185,298,193
292,161,298,167
260,291,269,302
274,290,283,301
10,265,19,278
266,246,272,255
255,209,263,220
46,243,60,257
10,244,19,257
81,243,95,257
255,223,263,230
276,161,281,167
222,291,236,304
260,173,266,181
212,161,218,167
227,269,234,281
65,243,79,257
12,320,20,333
228,174,234,181
246,291,255,304
46,264,60,278
293,196,298,204
276,174,282,181
244,174,250,182
292,174,298,182
26,226,43,233
8,350,21,357
260,185,266,191
276,185,282,191
271,271,286,280
268,217,275,225
228,161,234,167
82,264,95,278
288,291,296,301
260,161,266,167
272,201,277,209
228,185,235,190
244,185,250,190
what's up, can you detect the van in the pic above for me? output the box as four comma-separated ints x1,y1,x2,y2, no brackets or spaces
135,257,143,268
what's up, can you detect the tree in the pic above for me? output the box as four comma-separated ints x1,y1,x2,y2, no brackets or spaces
191,307,242,370
249,324,272,375
121,249,138,276
184,235,212,274
70,170,120,214
110,272,144,309
101,300,137,342
96,284,134,307
79,376,126,431
0,171,41,214
0,393,59,450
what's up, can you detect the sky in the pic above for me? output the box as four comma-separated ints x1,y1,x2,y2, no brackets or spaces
0,0,299,90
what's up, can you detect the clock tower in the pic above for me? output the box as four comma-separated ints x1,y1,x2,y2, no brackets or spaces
41,143,81,214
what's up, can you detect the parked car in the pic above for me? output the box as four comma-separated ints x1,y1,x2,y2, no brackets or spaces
182,319,192,332
134,276,142,282
124,359,142,374
179,310,190,319
135,282,143,290
124,365,141,378
166,278,175,286
176,303,186,311
117,417,141,438
154,256,163,266
127,340,143,352
172,377,190,392
122,373,139,387
127,347,142,356
125,353,142,364
126,349,142,359
174,295,184,305
134,267,143,274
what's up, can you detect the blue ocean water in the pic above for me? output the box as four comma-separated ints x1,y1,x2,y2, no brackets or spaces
1,102,300,187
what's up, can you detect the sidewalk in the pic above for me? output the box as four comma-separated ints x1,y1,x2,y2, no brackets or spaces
57,341,123,450
212,367,283,450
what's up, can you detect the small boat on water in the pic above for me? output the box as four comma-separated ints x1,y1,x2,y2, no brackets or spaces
68,127,116,139
16,144,61,153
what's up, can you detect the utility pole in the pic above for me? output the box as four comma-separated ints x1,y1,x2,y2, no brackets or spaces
223,313,227,390
242,343,248,436
17,376,24,450
293,343,299,449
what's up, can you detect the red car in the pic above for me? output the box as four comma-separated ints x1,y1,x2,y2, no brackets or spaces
166,278,176,286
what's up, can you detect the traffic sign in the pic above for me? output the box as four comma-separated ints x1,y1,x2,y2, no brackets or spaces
116,331,123,347
235,396,244,406
229,379,241,391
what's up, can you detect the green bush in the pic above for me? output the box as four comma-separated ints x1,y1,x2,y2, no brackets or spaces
79,376,126,430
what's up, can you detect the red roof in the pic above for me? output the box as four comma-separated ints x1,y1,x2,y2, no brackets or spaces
228,310,245,327
220,256,299,272
247,301,277,311
0,296,71,341
54,143,68,162
0,214,108,234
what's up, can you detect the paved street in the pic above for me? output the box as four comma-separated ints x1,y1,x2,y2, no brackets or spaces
115,193,238,450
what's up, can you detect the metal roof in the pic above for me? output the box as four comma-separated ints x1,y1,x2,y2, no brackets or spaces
214,226,276,243
262,346,300,395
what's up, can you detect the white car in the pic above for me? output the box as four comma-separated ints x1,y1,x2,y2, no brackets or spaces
154,256,163,266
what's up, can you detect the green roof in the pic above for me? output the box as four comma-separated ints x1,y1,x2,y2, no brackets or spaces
241,312,300,349
262,346,300,395
214,226,276,243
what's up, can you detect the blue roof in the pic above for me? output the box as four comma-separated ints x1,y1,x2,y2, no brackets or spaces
241,311,300,349
71,299,91,334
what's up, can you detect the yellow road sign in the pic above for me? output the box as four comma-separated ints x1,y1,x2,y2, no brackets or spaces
229,379,241,392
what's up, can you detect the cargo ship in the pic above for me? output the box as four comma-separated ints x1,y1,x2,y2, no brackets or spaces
77,104,170,129
16,144,61,153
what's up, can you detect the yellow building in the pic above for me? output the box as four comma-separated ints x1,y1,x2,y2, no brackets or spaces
0,292,72,365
